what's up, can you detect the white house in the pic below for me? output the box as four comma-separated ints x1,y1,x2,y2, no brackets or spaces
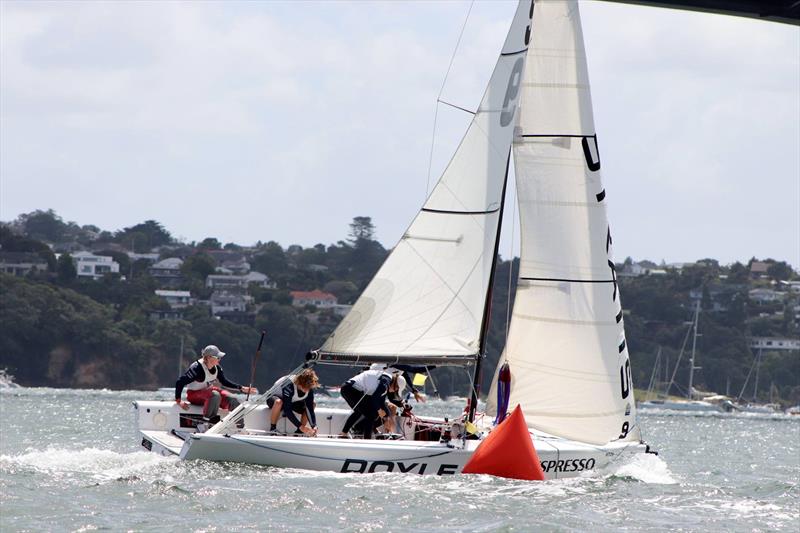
749,337,800,351
71,251,120,280
290,290,338,308
127,252,160,263
148,257,184,288
210,290,253,315
220,257,251,275
206,271,275,290
155,290,193,309
779,280,800,294
0,252,48,276
748,288,785,304
332,304,352,317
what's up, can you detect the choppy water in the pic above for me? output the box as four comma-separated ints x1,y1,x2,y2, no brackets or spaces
1,388,798,532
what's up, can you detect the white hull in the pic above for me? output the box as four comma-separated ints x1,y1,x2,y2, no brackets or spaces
638,399,724,412
134,401,650,480
737,403,780,414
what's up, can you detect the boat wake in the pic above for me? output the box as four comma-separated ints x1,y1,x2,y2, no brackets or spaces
0,446,174,483
604,451,677,484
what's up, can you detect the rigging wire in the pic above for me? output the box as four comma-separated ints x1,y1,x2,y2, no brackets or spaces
425,0,475,199
665,318,694,396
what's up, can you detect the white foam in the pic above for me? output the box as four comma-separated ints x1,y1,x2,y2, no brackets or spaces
608,452,677,484
0,446,173,481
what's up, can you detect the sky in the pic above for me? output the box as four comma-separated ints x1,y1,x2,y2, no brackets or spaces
1,1,798,268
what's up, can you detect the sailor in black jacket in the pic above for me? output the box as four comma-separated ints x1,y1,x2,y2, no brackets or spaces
266,368,319,436
339,369,406,439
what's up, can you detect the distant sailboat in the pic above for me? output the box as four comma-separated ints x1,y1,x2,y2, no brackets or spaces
639,302,734,412
735,346,780,413
134,0,653,477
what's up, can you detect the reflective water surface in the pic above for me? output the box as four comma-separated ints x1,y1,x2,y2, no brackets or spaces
1,388,798,532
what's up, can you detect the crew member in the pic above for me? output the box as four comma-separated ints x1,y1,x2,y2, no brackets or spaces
175,345,256,423
266,368,319,436
370,363,428,404
339,368,405,439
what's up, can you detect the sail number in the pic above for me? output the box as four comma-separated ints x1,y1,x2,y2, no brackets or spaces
500,58,524,127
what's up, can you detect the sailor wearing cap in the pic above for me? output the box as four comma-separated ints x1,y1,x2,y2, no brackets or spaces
175,345,257,424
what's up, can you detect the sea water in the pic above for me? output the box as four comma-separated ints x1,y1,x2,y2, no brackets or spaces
1,388,798,532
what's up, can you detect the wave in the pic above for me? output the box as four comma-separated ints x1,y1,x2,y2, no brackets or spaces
604,452,677,484
0,446,174,482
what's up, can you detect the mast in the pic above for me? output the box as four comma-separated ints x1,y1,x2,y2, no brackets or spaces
468,150,512,424
753,347,762,401
687,300,700,399
177,336,184,376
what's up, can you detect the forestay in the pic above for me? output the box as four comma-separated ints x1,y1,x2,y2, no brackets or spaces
487,0,640,446
319,1,535,364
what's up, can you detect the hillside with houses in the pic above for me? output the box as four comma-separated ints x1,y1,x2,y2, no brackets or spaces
1,209,798,404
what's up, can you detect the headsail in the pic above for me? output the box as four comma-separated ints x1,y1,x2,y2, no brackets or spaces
317,2,535,365
487,0,640,445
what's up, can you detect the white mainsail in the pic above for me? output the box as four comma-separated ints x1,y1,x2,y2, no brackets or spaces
487,0,640,446
320,1,534,362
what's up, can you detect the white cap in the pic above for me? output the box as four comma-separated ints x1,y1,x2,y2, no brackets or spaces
202,345,225,359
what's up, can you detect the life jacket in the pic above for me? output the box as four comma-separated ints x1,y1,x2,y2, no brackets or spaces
291,381,309,403
186,358,218,391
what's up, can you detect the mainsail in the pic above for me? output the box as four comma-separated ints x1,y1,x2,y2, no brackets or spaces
318,1,534,364
487,0,640,446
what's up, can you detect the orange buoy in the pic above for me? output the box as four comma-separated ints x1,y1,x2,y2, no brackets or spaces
462,405,545,480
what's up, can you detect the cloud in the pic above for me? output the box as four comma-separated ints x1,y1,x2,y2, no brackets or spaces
1,1,797,267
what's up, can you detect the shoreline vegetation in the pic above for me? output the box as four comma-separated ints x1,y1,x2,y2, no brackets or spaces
1,209,798,405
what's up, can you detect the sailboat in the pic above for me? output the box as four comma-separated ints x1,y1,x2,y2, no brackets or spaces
735,347,780,413
134,0,653,478
638,301,735,412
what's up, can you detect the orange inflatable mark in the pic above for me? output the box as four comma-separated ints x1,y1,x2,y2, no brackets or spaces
462,405,545,480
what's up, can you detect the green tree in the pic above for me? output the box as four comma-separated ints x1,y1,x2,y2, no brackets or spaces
57,253,77,282
0,274,156,387
181,253,216,282
0,225,57,270
254,303,309,380
766,260,794,281
348,216,375,244
344,217,387,289
727,262,749,283
252,242,288,278
115,220,172,251
323,280,359,304
149,320,197,377
15,209,68,242
198,237,222,250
